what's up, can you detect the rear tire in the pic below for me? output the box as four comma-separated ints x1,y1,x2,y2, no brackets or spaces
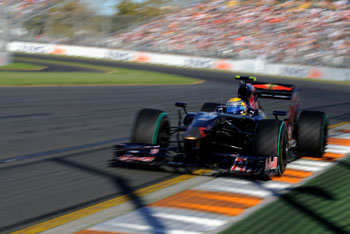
201,102,221,112
255,119,289,176
297,111,328,156
131,108,170,147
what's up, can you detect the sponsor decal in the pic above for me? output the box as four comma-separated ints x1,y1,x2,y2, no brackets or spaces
118,155,155,162
106,50,134,61
215,60,231,70
134,53,151,63
308,68,323,79
199,127,208,137
281,66,308,78
230,157,251,172
50,46,66,55
150,148,159,155
21,44,48,53
253,84,293,91
265,157,278,170
184,58,214,69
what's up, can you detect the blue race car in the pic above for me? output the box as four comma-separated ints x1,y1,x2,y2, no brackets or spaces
112,76,328,177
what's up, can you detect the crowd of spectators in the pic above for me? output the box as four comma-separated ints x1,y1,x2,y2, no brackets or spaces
1,0,54,23
2,0,349,68
107,0,350,68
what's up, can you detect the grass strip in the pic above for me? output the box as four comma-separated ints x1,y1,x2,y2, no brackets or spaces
221,157,350,234
0,57,201,86
0,70,200,86
15,57,116,73
14,52,350,86
0,62,45,71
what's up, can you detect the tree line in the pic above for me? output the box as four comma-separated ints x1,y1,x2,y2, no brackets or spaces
22,0,173,41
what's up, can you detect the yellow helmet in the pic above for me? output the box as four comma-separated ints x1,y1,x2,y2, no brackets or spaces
226,98,247,115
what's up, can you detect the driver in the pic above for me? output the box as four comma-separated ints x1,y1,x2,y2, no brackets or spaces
226,98,248,115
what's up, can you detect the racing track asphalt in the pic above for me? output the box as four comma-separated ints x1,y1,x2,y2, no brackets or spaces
0,54,349,233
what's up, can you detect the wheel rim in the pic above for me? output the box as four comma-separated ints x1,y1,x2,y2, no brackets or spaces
157,123,170,147
278,126,289,175
320,116,328,155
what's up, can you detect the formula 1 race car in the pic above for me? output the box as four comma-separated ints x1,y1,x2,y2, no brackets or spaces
112,76,328,177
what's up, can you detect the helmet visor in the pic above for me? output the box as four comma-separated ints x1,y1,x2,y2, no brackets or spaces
227,103,245,114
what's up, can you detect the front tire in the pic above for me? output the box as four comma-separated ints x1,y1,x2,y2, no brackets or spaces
255,119,289,176
131,108,170,147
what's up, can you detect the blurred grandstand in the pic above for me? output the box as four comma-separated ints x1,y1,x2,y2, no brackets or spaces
106,0,350,68
3,0,350,68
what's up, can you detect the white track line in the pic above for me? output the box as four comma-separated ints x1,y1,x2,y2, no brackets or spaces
286,164,326,172
195,178,296,197
290,159,332,167
91,223,202,234
152,213,226,227
325,148,349,154
196,183,271,197
210,178,253,185
329,136,350,139
327,144,350,149
209,186,273,197
263,182,292,190
325,145,350,154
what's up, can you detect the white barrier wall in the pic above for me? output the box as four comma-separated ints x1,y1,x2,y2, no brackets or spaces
0,52,11,65
8,42,350,81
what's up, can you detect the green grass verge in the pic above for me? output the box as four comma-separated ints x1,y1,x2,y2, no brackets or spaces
0,62,44,70
0,71,200,86
0,58,200,86
221,157,350,234
14,52,350,86
15,57,116,73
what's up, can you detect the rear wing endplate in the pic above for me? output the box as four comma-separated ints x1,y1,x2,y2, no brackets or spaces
235,75,256,84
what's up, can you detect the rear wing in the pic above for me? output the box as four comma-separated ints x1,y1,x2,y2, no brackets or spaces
235,75,298,100
249,82,297,100
235,76,299,123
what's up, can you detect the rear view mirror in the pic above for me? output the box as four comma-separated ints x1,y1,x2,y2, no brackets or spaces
272,110,287,120
175,102,187,108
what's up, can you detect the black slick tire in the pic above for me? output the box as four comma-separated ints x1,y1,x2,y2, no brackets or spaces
131,108,170,147
297,111,328,156
255,119,289,176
